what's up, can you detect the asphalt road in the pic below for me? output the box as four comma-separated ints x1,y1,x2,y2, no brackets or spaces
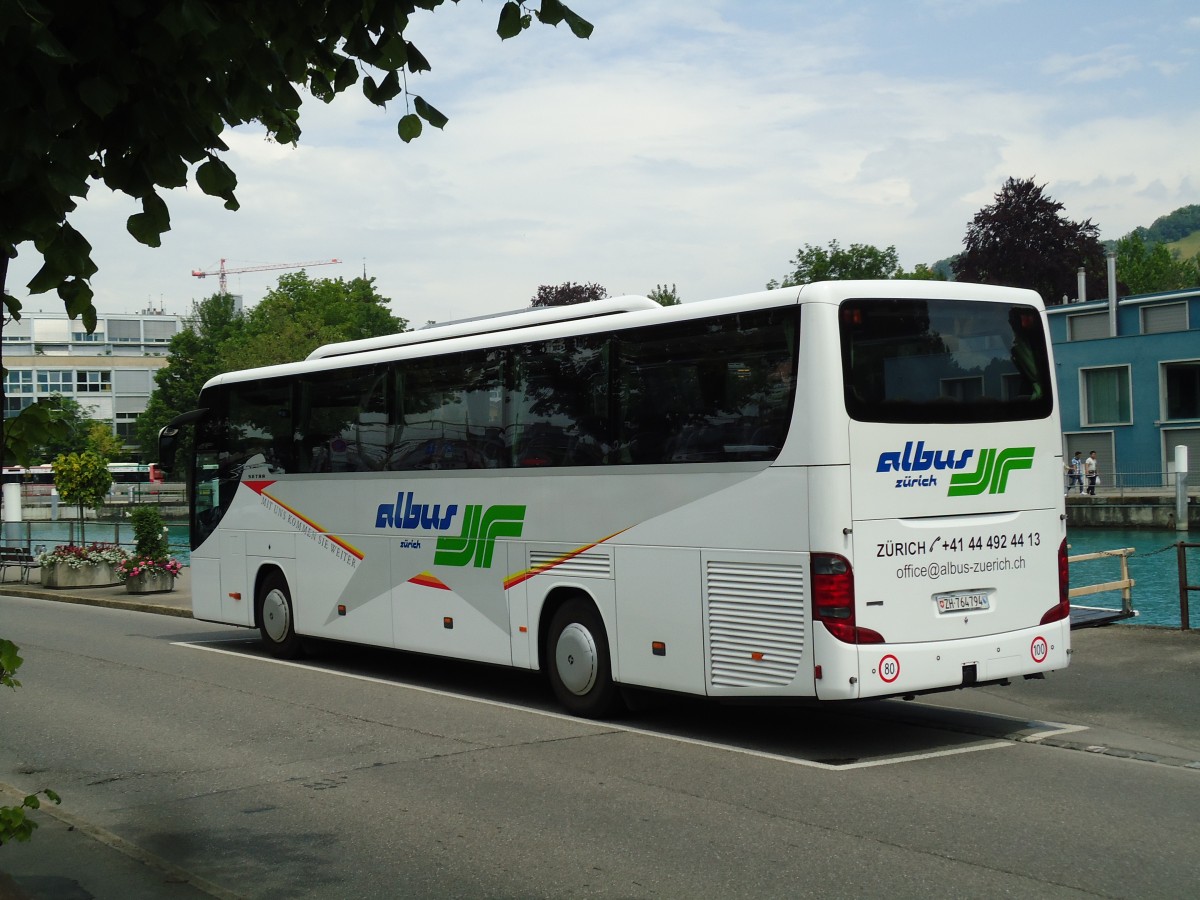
1,595,1198,899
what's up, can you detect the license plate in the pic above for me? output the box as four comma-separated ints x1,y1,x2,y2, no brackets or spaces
935,591,990,613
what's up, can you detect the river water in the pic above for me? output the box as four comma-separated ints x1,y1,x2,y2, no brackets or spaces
1065,527,1197,627
8,521,1195,627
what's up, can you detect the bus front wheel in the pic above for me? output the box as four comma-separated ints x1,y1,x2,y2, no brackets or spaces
257,573,303,660
547,598,622,718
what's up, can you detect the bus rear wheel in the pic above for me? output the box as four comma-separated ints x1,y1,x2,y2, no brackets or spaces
547,597,622,718
257,572,303,660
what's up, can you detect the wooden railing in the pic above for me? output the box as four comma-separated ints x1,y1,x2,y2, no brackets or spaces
1069,547,1135,621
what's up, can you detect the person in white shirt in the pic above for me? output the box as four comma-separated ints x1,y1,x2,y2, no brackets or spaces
1084,450,1099,495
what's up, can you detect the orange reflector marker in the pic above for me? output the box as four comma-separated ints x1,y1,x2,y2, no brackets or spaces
443,617,453,629
814,665,823,680
337,604,346,616
652,641,666,656
750,651,765,661
228,592,241,601
518,625,528,633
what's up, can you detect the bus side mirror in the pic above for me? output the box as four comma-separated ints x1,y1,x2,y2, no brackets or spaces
158,408,207,479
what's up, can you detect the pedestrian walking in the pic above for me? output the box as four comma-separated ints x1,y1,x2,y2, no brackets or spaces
1084,450,1099,495
1066,450,1083,494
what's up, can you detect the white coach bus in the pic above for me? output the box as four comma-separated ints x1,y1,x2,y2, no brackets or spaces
161,282,1070,717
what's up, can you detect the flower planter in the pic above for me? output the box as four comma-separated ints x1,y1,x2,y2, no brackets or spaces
124,570,176,594
41,561,119,589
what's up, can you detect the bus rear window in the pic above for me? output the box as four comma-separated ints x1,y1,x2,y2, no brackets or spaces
839,297,1053,423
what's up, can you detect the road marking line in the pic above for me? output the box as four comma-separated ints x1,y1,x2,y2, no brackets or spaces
173,641,1016,772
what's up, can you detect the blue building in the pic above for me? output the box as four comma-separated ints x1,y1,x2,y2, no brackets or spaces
1046,287,1200,487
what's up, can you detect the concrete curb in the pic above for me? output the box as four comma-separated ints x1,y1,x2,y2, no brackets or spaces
0,585,192,618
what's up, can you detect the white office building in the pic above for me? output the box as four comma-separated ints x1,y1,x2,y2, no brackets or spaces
2,306,182,444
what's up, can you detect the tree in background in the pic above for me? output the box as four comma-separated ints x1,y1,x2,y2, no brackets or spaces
767,240,903,288
1,0,593,329
1114,232,1200,295
647,283,682,306
86,422,125,461
531,282,608,307
51,450,112,545
134,293,246,462
895,263,946,281
1130,204,1200,245
953,177,1107,305
135,277,404,460
8,395,103,464
0,400,72,467
220,273,406,368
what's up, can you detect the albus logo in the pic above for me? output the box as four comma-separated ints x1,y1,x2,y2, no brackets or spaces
877,442,1034,495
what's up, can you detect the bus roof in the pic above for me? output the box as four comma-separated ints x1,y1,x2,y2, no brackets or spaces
306,295,662,361
204,281,1042,392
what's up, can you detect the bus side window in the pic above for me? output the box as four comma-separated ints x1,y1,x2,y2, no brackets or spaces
298,366,395,472
509,336,610,467
226,379,294,475
394,349,503,470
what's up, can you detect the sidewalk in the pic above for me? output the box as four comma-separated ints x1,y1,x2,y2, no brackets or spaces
0,566,193,617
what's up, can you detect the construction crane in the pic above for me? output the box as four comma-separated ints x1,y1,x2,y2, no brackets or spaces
191,258,342,294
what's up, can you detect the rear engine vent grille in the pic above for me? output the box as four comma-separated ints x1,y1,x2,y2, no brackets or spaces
707,561,805,688
528,548,613,580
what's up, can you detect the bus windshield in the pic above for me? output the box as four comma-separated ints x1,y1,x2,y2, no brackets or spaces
839,297,1053,424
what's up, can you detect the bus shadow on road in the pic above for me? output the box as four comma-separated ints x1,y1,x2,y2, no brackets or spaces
182,633,1074,770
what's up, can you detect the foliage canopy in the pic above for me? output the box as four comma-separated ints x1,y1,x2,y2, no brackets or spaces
135,274,404,458
531,282,608,307
952,177,1107,305
0,0,593,327
1114,232,1200,295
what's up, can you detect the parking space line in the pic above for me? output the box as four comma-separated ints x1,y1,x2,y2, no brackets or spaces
175,641,1021,771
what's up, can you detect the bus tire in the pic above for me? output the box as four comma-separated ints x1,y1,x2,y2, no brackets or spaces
257,572,304,660
546,597,622,719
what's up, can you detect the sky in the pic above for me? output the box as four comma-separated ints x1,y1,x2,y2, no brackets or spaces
7,0,1200,326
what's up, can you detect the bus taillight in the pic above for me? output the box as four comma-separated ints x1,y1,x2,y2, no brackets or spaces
1040,539,1071,625
812,553,885,645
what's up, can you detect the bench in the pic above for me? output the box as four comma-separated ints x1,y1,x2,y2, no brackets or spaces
0,546,41,583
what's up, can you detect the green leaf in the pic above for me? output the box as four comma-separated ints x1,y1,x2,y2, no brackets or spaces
562,8,594,39
374,33,408,70
397,113,423,143
497,1,524,39
3,295,22,321
196,158,237,198
333,55,359,93
406,43,431,74
78,74,122,118
126,192,170,247
58,279,95,322
537,0,567,26
375,70,402,103
0,639,24,689
413,96,448,129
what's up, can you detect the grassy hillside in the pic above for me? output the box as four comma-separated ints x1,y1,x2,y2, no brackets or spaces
1167,231,1200,260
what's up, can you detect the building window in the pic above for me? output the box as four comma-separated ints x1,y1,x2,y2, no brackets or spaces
4,397,33,418
72,331,105,342
108,320,142,342
939,376,984,402
76,370,112,392
1067,312,1109,341
115,412,140,440
1082,366,1131,425
36,370,73,394
5,370,33,393
1164,361,1200,421
1142,303,1188,335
